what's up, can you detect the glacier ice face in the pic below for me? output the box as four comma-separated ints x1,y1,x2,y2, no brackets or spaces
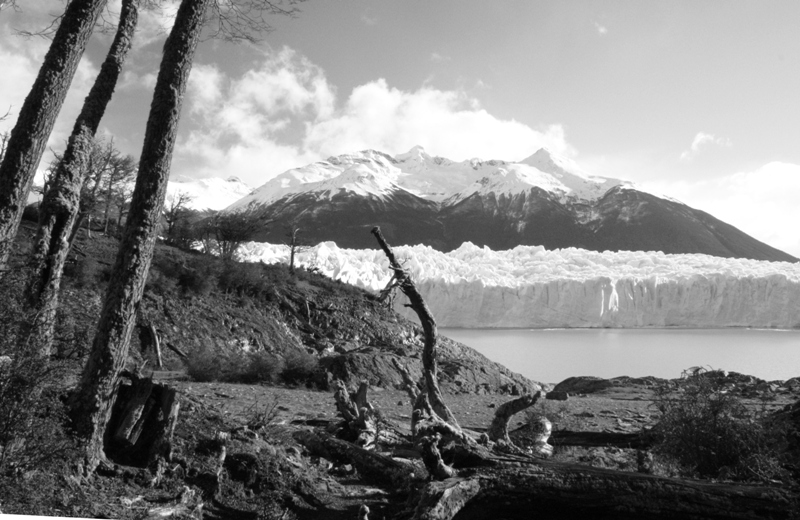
237,241,800,329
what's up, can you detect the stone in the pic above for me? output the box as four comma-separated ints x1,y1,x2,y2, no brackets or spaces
546,391,569,401
552,376,613,395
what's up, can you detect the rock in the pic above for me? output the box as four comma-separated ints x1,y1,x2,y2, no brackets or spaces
552,376,613,395
546,391,569,401
320,341,540,395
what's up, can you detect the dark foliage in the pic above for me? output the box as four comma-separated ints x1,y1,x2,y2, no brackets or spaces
0,272,76,474
651,369,790,482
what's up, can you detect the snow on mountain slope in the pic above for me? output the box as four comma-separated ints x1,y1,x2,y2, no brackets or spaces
227,150,401,210
167,176,252,211
225,145,624,210
238,241,800,329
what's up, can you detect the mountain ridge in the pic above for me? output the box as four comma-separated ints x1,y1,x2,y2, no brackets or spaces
222,147,797,263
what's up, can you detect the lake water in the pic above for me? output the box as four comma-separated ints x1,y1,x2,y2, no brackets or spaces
439,328,800,384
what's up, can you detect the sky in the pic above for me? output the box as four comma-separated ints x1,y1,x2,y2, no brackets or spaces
1,1,799,256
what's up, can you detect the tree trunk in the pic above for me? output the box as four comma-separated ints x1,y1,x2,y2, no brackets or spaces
104,373,180,467
414,462,797,520
0,0,108,270
293,429,417,490
68,0,211,473
486,392,540,446
27,0,140,356
371,227,459,428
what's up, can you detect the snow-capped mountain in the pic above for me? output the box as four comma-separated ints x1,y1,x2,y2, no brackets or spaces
238,241,800,329
223,147,796,262
167,176,252,211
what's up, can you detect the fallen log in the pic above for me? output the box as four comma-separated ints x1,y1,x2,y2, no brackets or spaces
293,429,420,490
546,429,652,449
332,379,378,449
408,460,798,520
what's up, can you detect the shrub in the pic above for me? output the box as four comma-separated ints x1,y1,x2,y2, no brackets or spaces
177,256,218,296
0,273,75,473
280,348,319,386
650,369,789,482
185,343,283,384
63,256,104,289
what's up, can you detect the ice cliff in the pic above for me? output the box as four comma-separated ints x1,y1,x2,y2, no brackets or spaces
238,241,800,329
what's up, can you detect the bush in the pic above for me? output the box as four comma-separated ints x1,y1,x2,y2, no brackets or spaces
651,369,789,482
185,343,283,384
280,348,319,386
177,256,218,296
0,273,75,474
63,256,104,289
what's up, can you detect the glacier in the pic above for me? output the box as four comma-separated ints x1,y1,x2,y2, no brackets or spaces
237,241,800,329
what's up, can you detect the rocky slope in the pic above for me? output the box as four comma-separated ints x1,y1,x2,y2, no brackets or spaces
37,220,537,395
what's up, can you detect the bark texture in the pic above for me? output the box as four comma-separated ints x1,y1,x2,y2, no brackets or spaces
69,0,211,472
486,392,541,446
105,373,180,467
332,379,377,449
370,226,458,428
28,0,140,356
293,429,417,490
446,462,797,520
0,0,108,270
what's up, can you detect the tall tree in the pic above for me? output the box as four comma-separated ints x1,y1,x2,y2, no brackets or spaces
0,0,109,271
69,0,303,473
27,0,140,356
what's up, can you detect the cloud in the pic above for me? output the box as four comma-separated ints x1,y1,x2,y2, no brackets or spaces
360,13,378,26
176,47,573,186
643,162,800,257
594,22,608,35
430,52,451,63
0,3,100,180
679,131,732,161
304,79,572,161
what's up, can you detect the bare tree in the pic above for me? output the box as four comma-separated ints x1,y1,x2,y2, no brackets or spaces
102,154,137,235
163,190,195,245
69,0,302,472
213,206,266,261
284,226,309,273
0,0,109,271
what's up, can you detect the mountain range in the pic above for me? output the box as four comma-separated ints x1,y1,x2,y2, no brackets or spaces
216,146,795,262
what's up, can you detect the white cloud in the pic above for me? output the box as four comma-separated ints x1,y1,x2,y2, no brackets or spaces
594,22,608,35
0,4,100,181
679,131,732,161
176,47,573,186
304,79,572,161
430,52,451,63
360,13,378,26
644,162,800,258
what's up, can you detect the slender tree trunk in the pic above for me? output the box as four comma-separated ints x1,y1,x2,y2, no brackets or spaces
69,0,211,473
0,0,108,271
27,0,140,356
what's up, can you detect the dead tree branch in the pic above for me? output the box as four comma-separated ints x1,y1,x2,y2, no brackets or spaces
371,226,458,428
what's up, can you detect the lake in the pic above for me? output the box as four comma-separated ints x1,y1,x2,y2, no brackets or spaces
439,328,800,384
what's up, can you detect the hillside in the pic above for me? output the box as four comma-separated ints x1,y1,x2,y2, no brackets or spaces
10,219,536,395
